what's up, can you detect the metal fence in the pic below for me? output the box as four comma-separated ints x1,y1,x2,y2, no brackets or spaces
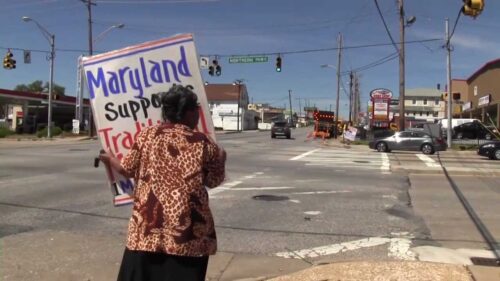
452,139,495,146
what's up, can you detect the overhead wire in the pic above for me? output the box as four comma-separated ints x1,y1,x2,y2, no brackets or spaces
373,0,400,54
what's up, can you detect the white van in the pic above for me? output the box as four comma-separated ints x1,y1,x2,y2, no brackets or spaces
439,118,480,130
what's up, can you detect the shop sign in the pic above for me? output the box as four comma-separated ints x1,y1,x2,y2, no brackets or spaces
370,88,393,100
462,102,472,111
478,94,491,106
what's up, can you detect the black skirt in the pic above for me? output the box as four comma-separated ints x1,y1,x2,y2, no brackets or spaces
117,248,209,281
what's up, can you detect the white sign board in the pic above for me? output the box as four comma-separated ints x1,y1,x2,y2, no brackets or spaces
82,34,215,206
72,119,80,135
200,56,209,69
374,101,388,116
463,102,472,111
343,126,358,141
478,95,490,106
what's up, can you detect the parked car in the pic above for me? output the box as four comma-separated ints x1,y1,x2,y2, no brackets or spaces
369,131,446,154
271,121,291,139
477,141,500,160
452,121,497,140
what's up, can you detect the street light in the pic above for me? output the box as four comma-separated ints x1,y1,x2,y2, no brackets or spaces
22,16,55,138
93,23,125,44
84,23,124,137
233,79,245,132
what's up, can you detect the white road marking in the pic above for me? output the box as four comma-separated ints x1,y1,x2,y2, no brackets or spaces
208,180,242,196
275,232,415,260
291,190,351,195
288,199,301,204
290,148,321,161
416,154,441,168
304,211,322,215
224,186,295,191
380,153,391,174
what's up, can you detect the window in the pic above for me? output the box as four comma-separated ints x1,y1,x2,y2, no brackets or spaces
435,100,439,105
412,100,416,105
399,132,412,138
426,112,430,116
423,99,428,105
420,112,422,116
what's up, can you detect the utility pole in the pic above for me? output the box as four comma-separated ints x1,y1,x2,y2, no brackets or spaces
354,73,361,125
298,97,302,119
398,0,406,131
82,0,96,137
335,33,342,138
349,71,353,124
446,18,453,148
288,89,293,126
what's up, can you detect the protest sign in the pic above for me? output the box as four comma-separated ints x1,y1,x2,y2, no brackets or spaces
343,126,358,141
82,34,215,206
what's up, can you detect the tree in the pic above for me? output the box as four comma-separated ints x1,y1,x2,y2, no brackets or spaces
14,80,65,96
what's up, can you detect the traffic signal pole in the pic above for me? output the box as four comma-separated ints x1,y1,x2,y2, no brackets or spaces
446,18,453,148
398,0,406,131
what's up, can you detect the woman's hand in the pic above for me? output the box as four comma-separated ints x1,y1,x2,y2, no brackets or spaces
98,149,113,164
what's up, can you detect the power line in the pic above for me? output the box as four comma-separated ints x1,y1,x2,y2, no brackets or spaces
449,8,463,40
1,37,441,57
343,51,399,74
373,0,400,54
202,38,441,57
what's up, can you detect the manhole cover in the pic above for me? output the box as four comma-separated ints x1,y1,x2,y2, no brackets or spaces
68,148,90,152
353,160,370,163
252,195,289,201
470,257,500,266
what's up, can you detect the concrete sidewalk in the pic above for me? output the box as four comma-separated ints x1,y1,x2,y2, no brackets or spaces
2,230,498,281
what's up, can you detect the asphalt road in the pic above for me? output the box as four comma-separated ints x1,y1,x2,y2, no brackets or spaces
0,127,498,269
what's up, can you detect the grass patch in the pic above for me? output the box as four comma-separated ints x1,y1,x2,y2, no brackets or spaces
451,144,479,151
37,126,63,138
349,140,369,145
0,127,15,138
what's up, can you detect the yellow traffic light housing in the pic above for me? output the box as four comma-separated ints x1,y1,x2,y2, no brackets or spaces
462,0,485,18
3,50,16,70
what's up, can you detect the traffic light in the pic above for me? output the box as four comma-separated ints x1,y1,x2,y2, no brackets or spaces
276,55,282,72
210,59,221,76
215,64,221,76
3,50,15,70
462,0,484,18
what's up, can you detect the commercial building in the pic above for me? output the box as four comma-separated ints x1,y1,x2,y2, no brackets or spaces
204,83,258,131
454,58,500,127
403,88,445,122
0,88,90,134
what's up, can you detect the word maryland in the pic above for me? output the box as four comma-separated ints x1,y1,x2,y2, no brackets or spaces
86,46,192,99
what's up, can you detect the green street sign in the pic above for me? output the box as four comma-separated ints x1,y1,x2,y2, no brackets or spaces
229,56,268,64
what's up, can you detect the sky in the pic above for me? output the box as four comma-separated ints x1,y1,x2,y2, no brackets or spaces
1,0,499,119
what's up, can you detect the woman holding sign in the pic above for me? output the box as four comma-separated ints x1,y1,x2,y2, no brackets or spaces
99,85,226,281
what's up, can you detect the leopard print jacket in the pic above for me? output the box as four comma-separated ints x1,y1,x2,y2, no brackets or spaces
120,123,225,256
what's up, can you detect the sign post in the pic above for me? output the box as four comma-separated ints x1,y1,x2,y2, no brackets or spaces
228,56,268,64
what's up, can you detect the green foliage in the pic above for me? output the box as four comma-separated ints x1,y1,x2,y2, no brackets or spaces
451,144,479,151
0,127,14,138
37,126,62,138
14,80,65,96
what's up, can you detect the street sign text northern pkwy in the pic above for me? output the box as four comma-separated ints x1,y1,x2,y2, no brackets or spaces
229,56,268,63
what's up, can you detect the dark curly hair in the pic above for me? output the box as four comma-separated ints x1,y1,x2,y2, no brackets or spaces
158,84,199,122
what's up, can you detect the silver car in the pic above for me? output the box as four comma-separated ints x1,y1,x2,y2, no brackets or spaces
368,131,447,154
